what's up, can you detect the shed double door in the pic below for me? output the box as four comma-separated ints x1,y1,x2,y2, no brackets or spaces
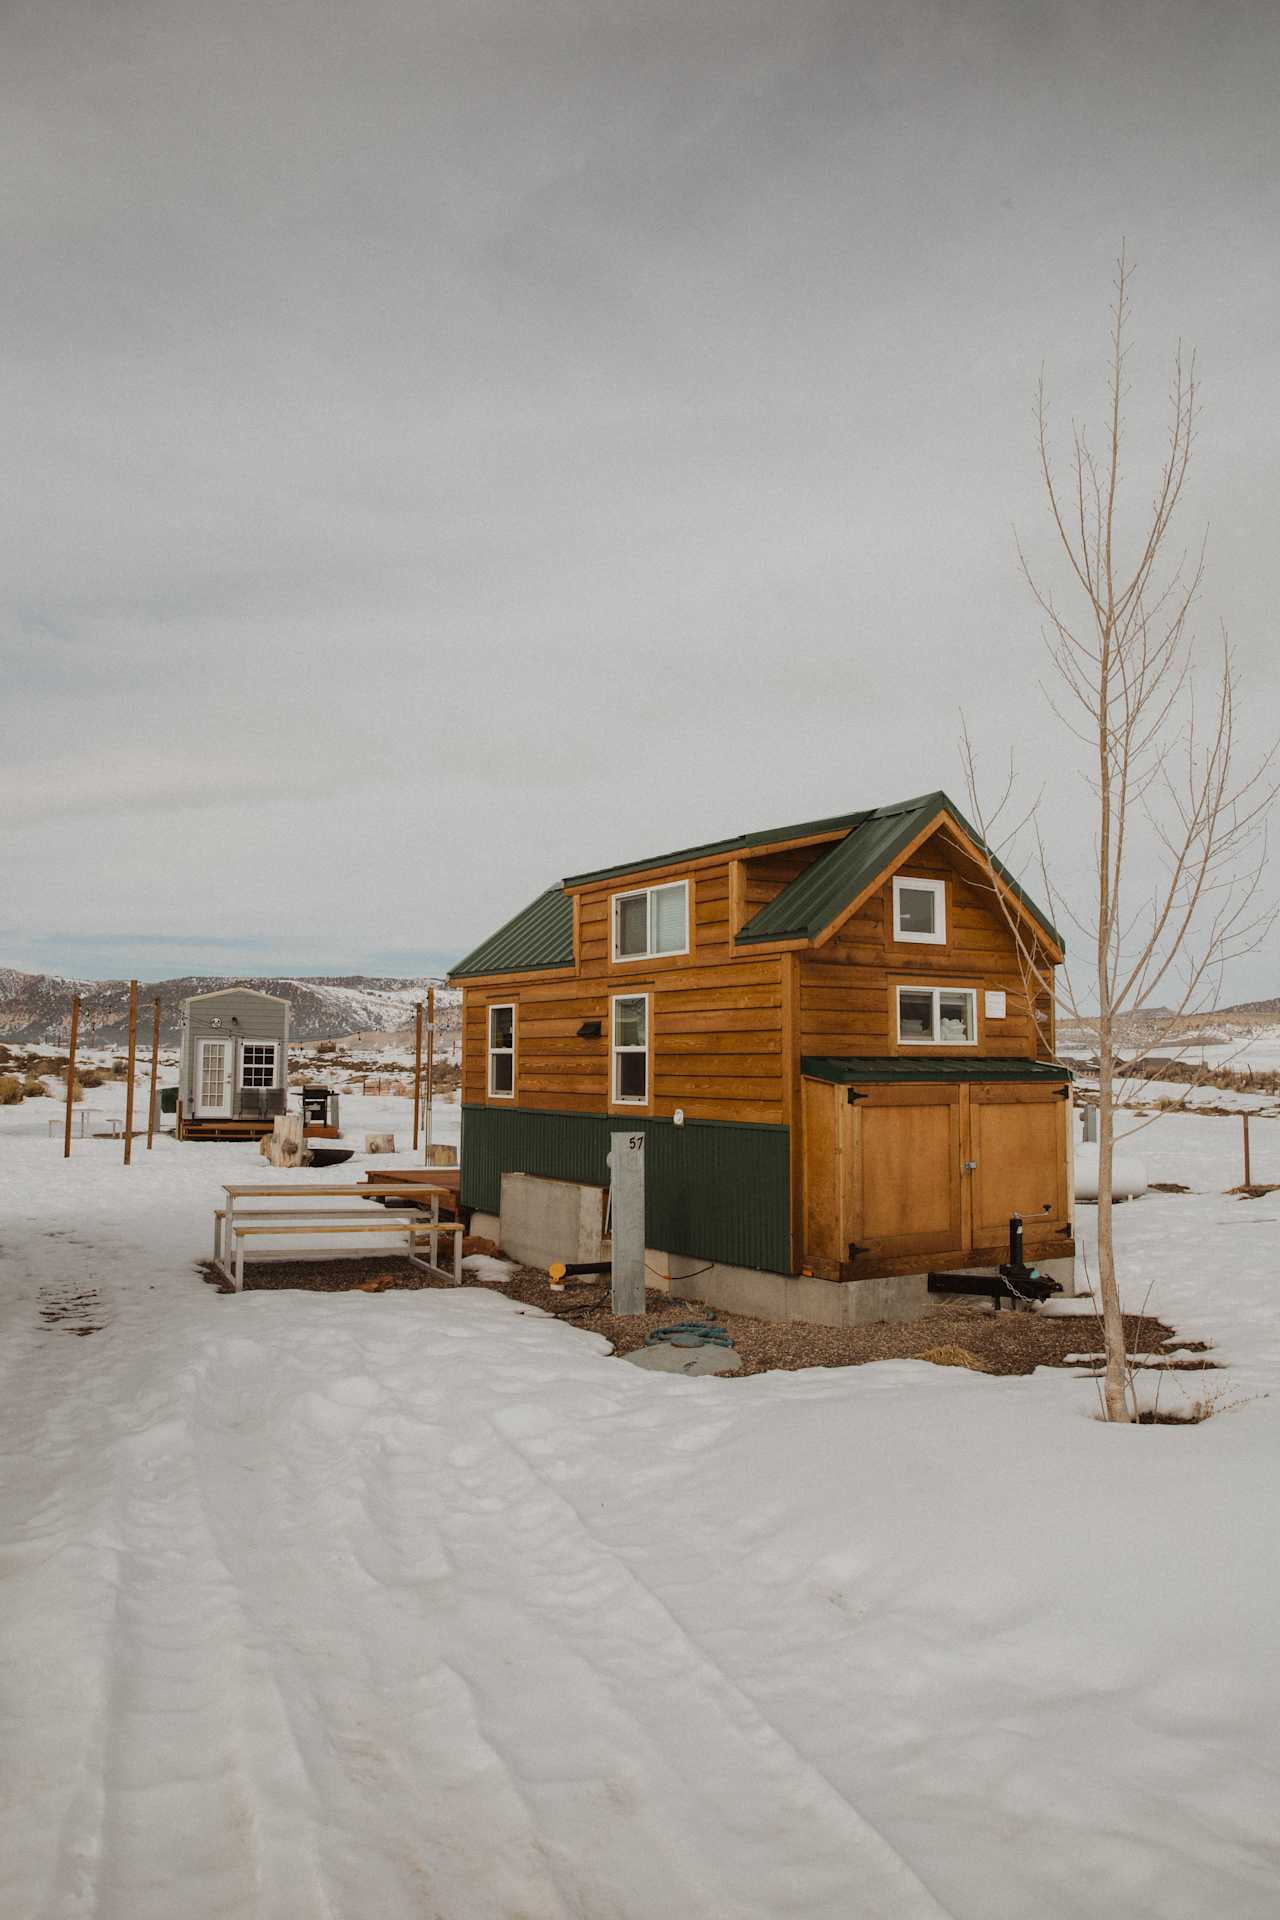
800,1078,1070,1275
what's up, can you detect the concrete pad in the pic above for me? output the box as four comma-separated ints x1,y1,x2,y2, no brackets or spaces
622,1343,743,1375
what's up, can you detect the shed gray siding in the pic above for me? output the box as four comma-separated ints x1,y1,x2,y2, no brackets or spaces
179,989,291,1112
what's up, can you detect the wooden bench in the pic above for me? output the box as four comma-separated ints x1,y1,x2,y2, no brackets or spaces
226,1219,464,1291
212,1207,441,1264
217,1182,461,1291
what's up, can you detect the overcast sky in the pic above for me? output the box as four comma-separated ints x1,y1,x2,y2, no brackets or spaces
3,0,1277,997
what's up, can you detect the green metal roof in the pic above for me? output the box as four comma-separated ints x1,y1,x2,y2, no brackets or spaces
451,788,1063,981
450,886,574,980
736,790,1063,952
801,1055,1070,1084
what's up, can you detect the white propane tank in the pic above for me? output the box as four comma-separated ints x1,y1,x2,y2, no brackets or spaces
1074,1142,1148,1202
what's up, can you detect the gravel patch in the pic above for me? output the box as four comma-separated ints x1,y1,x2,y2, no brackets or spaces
201,1258,1183,1378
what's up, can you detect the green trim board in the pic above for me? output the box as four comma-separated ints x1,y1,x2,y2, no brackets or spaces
460,1105,792,1274
800,1055,1071,1084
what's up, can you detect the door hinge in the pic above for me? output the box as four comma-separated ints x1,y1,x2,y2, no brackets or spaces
847,1241,869,1259
846,1087,868,1104
1055,1083,1071,1099
1058,1221,1072,1237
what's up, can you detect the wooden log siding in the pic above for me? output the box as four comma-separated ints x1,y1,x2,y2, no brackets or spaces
796,844,1054,1061
460,827,1057,1130
475,948,791,1125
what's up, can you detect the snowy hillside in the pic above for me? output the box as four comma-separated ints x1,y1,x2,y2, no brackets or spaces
0,968,460,1045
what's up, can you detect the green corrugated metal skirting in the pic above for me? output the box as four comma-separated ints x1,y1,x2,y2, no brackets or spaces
461,1106,791,1275
800,1055,1071,1084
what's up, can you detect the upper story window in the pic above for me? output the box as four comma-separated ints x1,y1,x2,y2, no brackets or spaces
240,1042,277,1087
893,875,946,944
487,1003,515,1096
612,880,689,962
897,985,976,1046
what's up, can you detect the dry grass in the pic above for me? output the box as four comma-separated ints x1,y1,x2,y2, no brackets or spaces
920,1345,992,1372
1133,1405,1214,1424
0,1074,23,1105
21,1075,47,1098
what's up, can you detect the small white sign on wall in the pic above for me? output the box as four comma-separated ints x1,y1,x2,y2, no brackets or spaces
984,989,1007,1019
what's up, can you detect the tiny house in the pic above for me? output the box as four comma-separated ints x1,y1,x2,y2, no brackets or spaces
177,987,291,1139
450,791,1076,1324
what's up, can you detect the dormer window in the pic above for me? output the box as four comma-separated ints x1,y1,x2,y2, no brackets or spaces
612,880,689,961
892,875,946,945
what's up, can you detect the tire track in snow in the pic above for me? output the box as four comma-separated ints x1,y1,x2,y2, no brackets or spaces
38,1399,268,1919
185,1324,579,1920
476,1400,954,1920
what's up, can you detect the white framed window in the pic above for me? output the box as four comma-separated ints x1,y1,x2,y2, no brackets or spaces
897,985,977,1046
240,1041,278,1088
892,875,946,944
612,880,689,962
611,993,649,1104
487,1003,515,1097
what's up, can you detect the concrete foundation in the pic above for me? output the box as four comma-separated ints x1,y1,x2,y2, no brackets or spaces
1037,1253,1081,1297
497,1172,607,1272
470,1216,1080,1320
658,1252,931,1328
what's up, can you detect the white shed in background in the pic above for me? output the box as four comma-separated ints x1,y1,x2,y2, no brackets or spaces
177,987,291,1138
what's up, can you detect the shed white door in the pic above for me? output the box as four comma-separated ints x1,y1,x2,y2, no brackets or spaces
196,1038,233,1117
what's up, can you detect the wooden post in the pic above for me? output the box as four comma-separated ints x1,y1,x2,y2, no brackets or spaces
147,997,161,1149
122,980,139,1165
424,986,435,1162
412,1001,424,1151
1243,1112,1252,1188
63,993,80,1159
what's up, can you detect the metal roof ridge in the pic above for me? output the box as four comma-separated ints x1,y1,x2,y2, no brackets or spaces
559,790,952,890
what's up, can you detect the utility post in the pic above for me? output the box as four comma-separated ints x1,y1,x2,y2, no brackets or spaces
147,997,161,1148
412,1001,424,1151
122,980,139,1165
609,1129,646,1315
63,993,80,1159
423,985,435,1161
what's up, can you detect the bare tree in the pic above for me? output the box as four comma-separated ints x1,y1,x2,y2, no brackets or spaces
963,251,1275,1422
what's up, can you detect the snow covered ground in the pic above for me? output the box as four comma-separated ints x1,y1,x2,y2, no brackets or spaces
2,1078,1279,1918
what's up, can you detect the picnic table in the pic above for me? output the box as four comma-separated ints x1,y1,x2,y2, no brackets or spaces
215,1182,463,1292
48,1108,103,1140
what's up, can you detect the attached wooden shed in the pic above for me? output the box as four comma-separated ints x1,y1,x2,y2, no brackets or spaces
177,987,291,1140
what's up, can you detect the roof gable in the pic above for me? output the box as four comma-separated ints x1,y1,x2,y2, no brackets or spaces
736,792,1063,954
